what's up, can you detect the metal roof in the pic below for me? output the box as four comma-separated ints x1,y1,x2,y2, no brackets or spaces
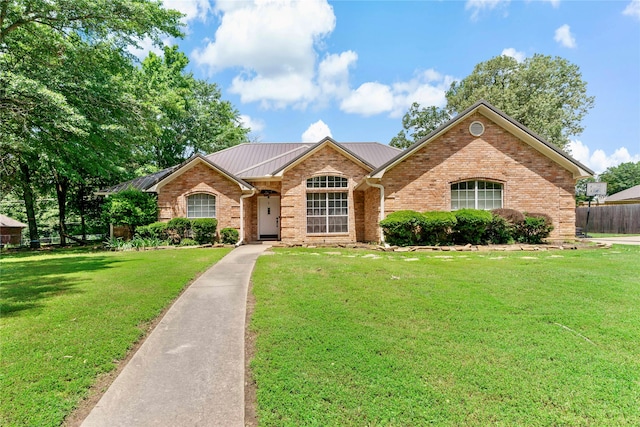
98,141,400,194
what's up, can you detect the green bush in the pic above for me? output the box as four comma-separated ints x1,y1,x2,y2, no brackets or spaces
178,238,199,246
220,227,239,245
167,217,191,238
102,188,158,236
135,221,168,240
191,218,218,244
380,210,425,246
421,211,457,245
484,215,514,244
453,209,493,245
515,213,554,244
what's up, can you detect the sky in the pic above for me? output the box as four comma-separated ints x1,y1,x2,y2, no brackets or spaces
138,0,640,174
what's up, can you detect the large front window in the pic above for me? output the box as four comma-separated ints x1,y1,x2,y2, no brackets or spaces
306,176,348,233
187,193,216,218
451,181,502,210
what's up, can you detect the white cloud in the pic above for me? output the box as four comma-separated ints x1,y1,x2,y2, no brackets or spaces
192,0,335,108
318,51,358,100
340,82,395,117
465,0,510,20
339,69,453,117
239,114,265,133
501,48,525,62
163,0,212,22
127,37,169,60
302,120,332,142
623,0,640,19
567,140,640,174
554,24,577,48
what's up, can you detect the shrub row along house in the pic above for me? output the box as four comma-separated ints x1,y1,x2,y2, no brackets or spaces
99,101,593,244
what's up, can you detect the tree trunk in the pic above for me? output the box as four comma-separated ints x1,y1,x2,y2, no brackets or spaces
78,185,87,241
54,173,69,246
19,161,40,249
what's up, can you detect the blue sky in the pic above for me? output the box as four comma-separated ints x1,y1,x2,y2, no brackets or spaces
140,0,640,174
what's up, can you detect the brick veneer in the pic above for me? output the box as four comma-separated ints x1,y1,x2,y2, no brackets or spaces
279,145,369,243
366,112,577,240
157,162,243,236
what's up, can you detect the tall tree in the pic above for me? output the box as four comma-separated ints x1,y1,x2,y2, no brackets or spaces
446,54,594,150
138,46,250,168
598,161,640,195
0,0,183,247
392,54,595,151
390,103,451,149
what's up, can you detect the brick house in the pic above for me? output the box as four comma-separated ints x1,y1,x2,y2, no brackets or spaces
101,101,593,243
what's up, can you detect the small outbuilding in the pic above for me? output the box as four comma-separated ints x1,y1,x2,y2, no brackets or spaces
0,215,27,246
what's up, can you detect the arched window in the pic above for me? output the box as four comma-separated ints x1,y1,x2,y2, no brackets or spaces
306,176,348,233
451,181,502,210
187,194,216,218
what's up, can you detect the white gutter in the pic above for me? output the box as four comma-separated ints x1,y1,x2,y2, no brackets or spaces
365,178,386,245
237,189,256,246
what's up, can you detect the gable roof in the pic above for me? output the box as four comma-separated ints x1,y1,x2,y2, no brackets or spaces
369,100,594,180
0,214,27,228
605,184,640,202
98,141,400,194
148,154,255,192
271,137,380,176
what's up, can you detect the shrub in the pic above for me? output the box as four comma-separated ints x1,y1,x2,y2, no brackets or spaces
420,211,457,245
135,221,168,240
102,188,158,236
380,210,425,246
179,238,199,246
453,209,493,245
191,218,218,244
491,208,525,226
515,213,554,244
220,227,239,245
167,217,191,239
484,214,513,244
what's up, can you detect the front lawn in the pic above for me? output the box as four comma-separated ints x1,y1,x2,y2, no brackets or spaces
251,246,640,426
0,247,230,427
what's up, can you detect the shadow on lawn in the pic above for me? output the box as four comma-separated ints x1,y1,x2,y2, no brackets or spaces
0,255,122,317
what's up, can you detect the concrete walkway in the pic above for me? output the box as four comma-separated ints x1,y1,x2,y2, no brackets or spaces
82,244,271,427
586,235,640,246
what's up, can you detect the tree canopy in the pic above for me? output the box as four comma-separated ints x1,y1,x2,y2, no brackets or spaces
0,0,249,247
598,161,640,195
392,54,595,151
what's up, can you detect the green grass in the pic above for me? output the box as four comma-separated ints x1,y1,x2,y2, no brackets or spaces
586,233,640,238
0,247,230,427
251,247,640,426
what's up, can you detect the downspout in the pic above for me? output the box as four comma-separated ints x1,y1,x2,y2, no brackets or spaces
238,189,256,246
365,178,387,246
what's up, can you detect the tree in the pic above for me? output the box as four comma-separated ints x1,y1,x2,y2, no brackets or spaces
446,54,594,150
137,46,250,168
598,162,640,195
390,103,451,149
0,0,183,247
102,188,158,236
392,54,595,150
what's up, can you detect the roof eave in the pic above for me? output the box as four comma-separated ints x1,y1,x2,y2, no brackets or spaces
153,155,255,192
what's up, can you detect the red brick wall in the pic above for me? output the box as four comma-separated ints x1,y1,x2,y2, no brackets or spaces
157,162,242,235
280,145,369,243
371,113,577,239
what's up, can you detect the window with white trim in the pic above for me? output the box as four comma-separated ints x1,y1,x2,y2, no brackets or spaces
306,176,348,233
451,181,502,210
187,193,216,218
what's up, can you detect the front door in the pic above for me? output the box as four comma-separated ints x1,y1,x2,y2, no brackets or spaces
258,196,280,240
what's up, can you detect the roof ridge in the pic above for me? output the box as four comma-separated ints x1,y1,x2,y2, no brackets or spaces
234,144,312,175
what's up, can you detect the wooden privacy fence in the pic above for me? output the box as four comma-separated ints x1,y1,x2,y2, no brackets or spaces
576,204,640,234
